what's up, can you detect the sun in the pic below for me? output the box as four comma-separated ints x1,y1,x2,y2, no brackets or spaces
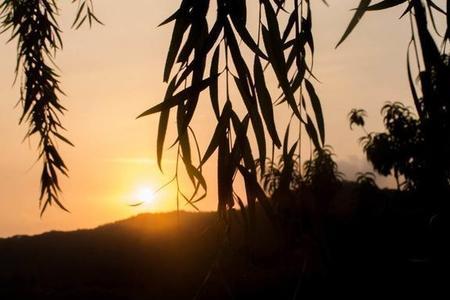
135,186,156,205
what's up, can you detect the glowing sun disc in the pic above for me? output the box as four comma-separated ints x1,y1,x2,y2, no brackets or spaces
136,187,155,204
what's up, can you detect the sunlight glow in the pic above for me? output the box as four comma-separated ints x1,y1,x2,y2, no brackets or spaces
135,187,156,205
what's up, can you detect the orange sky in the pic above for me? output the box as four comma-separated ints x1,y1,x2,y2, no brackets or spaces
0,1,443,237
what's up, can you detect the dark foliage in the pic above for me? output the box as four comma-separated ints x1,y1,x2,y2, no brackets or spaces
346,0,450,212
0,0,101,214
1,191,449,299
138,0,328,229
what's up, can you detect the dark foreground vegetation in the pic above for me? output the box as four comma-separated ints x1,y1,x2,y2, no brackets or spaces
1,1,449,299
1,183,448,299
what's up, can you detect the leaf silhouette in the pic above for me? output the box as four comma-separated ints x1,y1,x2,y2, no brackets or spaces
201,101,232,166
156,79,177,170
254,56,281,148
262,25,301,119
305,79,325,145
164,17,189,82
336,0,372,48
137,75,217,118
209,45,221,119
366,0,407,11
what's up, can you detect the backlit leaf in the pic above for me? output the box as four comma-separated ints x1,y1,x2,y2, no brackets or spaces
305,79,325,145
336,0,372,48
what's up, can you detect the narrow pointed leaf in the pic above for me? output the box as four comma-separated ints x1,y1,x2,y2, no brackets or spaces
366,0,407,11
201,101,232,165
159,9,181,27
407,41,423,118
53,131,74,147
137,75,216,118
156,79,177,170
233,76,266,167
210,45,221,119
304,115,322,150
305,79,325,145
164,18,189,82
336,0,372,48
261,25,301,119
232,21,268,60
254,56,281,147
238,165,275,222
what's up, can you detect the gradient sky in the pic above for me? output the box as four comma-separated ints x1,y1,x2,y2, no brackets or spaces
0,1,441,237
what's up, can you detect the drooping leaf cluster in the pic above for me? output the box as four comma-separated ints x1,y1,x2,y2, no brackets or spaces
256,141,342,253
303,146,342,200
140,0,327,224
259,143,342,202
348,108,367,130
356,171,378,189
258,127,303,197
356,103,424,189
0,0,100,215
344,1,449,199
71,0,102,29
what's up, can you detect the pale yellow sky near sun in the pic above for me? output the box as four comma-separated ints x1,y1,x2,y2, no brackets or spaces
0,1,444,237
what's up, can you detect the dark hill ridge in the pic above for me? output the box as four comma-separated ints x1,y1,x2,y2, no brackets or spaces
0,211,226,299
1,186,449,299
0,210,294,299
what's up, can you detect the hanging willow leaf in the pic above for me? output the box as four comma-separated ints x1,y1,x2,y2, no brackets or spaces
305,79,325,145
336,0,372,48
164,17,189,82
158,9,182,27
229,0,247,25
209,45,221,119
400,1,414,18
178,114,194,185
156,79,177,170
282,7,298,43
0,0,103,214
238,165,275,222
407,40,423,119
201,101,232,166
229,6,268,61
71,0,103,29
283,122,291,158
177,21,202,64
425,0,446,15
233,76,267,167
413,0,442,69
447,0,450,41
304,115,322,150
225,20,251,81
303,3,314,56
234,192,249,229
254,56,281,148
177,25,209,139
366,0,407,11
227,0,267,60
218,133,233,214
286,36,305,72
72,1,86,27
53,131,75,147
272,0,287,12
425,0,444,37
231,113,255,172
261,25,301,119
173,20,224,90
137,75,218,118
185,162,207,192
234,23,269,60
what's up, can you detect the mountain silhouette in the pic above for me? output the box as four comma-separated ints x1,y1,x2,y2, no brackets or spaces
1,185,449,299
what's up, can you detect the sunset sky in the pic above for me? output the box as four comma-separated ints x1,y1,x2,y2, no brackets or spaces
0,0,438,237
